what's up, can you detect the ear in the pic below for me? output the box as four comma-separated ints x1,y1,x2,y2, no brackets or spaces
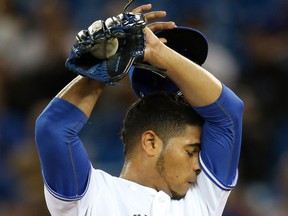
141,130,163,157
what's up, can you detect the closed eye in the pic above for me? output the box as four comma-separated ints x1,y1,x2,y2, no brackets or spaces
186,151,194,158
185,143,201,158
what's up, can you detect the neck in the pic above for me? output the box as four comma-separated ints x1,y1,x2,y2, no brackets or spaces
120,159,161,191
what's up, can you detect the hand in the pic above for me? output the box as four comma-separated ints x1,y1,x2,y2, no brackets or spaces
132,4,177,62
132,4,176,33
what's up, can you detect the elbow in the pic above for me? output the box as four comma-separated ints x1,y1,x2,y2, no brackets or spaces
230,95,244,135
35,100,86,149
35,111,62,149
35,112,50,136
235,96,244,116
225,85,244,120
235,95,244,121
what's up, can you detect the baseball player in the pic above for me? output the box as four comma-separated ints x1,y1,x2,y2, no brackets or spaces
35,3,243,216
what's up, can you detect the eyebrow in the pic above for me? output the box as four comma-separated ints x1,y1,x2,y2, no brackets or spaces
186,143,201,150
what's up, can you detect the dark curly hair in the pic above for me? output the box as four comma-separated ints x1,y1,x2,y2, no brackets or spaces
121,91,204,156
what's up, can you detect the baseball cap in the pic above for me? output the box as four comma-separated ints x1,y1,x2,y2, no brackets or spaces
129,26,208,98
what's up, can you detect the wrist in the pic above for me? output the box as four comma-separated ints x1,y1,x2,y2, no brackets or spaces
144,40,166,66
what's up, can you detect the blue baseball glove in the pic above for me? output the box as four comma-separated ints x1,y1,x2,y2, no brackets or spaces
65,12,146,84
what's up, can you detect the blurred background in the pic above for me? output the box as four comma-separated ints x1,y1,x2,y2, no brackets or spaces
0,0,287,215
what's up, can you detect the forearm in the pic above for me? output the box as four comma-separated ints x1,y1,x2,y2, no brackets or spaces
146,41,222,107
56,75,105,117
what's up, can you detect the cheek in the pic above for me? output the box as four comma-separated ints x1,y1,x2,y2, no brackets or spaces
164,151,191,180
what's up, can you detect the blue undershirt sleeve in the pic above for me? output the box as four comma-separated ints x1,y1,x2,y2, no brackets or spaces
193,84,244,190
35,97,91,200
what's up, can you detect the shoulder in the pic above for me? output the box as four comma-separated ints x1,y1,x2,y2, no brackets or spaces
183,172,231,215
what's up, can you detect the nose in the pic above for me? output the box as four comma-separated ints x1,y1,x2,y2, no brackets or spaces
193,159,201,175
195,167,201,175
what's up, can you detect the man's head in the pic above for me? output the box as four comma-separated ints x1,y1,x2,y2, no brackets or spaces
121,91,204,199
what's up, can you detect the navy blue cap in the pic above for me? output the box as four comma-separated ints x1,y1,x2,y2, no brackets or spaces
129,26,208,98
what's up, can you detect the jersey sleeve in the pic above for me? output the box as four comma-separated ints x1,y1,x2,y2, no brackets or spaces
35,97,91,200
193,84,244,190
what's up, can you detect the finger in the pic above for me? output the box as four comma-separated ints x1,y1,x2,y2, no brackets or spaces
144,11,167,22
147,22,177,32
159,38,167,43
132,4,152,13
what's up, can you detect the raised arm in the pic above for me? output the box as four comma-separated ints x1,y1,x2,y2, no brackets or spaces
143,27,222,107
35,76,104,200
142,23,244,191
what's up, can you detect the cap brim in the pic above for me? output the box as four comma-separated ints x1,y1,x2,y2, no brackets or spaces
156,26,208,65
129,26,208,98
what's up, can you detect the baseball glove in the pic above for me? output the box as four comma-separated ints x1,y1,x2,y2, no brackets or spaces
65,12,147,84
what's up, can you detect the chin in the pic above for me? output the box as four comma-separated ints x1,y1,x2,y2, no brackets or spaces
171,192,186,200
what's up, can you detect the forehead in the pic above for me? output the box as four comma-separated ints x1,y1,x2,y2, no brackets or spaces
182,125,202,139
166,125,202,147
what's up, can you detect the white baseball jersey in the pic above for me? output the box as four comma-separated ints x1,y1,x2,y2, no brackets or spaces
36,85,243,216
45,162,235,216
